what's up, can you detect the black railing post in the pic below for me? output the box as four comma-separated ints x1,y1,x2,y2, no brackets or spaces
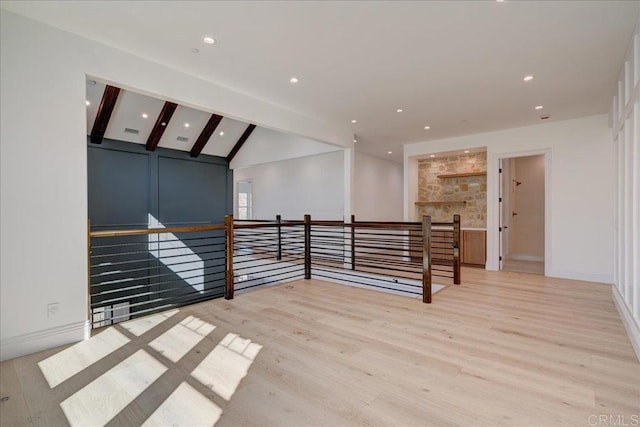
422,215,432,303
350,214,356,270
304,214,311,279
453,214,461,285
276,214,282,260
225,215,234,299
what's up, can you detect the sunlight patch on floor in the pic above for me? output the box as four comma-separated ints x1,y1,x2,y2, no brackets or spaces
60,349,167,426
141,382,222,427
38,328,130,388
149,315,216,363
120,309,179,337
191,333,262,401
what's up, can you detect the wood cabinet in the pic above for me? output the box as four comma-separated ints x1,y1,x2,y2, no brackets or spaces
461,230,486,267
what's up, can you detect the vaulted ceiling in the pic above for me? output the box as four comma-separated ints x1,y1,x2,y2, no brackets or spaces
86,81,255,161
5,1,640,162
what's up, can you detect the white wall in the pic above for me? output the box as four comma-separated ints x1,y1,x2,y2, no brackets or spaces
611,20,640,361
0,10,350,361
233,151,345,221
353,152,403,221
404,114,614,284
230,127,341,170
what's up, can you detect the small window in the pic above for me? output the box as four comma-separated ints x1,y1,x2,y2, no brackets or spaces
237,181,253,220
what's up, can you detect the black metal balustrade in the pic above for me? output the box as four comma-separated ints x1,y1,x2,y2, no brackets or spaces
87,215,461,328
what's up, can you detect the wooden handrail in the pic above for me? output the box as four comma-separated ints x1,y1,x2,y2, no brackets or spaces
234,222,302,229
90,224,226,238
353,220,423,225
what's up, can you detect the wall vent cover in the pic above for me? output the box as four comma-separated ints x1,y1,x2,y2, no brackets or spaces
177,136,189,142
124,128,140,134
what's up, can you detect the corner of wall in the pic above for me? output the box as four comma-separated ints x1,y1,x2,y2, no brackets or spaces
612,286,640,362
0,320,89,362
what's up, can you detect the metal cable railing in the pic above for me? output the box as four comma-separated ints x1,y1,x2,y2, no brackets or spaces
88,224,227,328
88,215,460,328
232,217,305,292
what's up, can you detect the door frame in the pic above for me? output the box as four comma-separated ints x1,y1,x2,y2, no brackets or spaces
489,148,551,276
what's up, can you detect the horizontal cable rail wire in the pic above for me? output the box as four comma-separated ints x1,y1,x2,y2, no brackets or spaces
88,222,229,329
232,215,306,293
87,214,460,328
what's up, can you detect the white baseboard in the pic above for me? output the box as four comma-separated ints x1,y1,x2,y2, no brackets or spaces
508,254,544,262
0,320,89,362
547,269,613,284
612,286,640,362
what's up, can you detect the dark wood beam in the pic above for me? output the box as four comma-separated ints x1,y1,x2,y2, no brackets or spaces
90,85,120,144
146,101,178,151
226,124,256,162
190,114,224,157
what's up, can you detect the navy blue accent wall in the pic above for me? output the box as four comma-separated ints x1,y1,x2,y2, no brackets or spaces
88,138,232,229
87,138,233,321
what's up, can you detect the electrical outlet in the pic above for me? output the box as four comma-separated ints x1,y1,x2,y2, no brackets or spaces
47,303,59,318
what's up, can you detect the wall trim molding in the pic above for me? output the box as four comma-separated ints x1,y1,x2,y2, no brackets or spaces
0,320,89,362
612,285,640,362
508,254,544,262
546,269,613,284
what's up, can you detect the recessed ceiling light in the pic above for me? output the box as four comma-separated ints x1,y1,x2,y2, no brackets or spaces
396,109,403,113
535,105,543,110
353,139,357,143
142,113,148,118
289,77,299,84
523,75,534,82
190,47,200,54
388,151,393,154
351,119,357,123
203,36,215,44
424,126,431,130
496,0,505,2
464,150,470,153
219,131,224,136
161,122,167,126
430,154,435,158
85,100,90,106
184,123,190,128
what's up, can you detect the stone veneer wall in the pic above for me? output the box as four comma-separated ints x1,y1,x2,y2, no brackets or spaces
416,152,487,228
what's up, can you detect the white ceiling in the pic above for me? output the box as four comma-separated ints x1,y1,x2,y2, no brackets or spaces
86,81,253,157
4,1,640,162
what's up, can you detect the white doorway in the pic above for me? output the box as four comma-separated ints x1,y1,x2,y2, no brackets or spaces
237,180,253,220
499,155,545,274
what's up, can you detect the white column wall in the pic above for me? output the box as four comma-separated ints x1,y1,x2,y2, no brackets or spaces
611,21,640,361
353,152,403,221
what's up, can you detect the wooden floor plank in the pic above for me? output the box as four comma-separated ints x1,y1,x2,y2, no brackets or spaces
1,267,638,426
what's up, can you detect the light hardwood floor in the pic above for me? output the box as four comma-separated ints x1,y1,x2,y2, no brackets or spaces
1,268,639,426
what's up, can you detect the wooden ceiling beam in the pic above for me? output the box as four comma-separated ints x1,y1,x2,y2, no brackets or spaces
226,124,256,163
90,85,120,144
146,101,178,151
190,114,224,157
